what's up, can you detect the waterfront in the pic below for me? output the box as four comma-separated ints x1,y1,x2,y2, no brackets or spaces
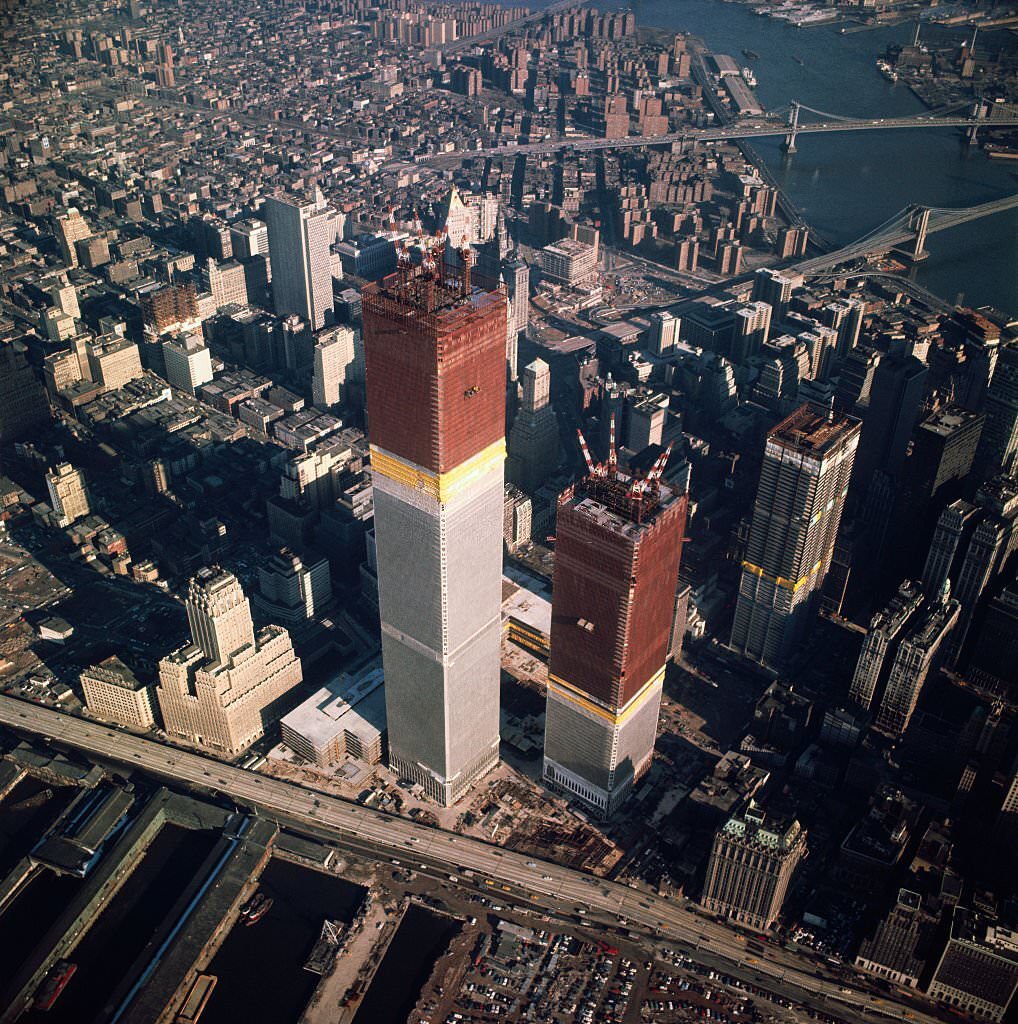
200,858,365,1024
600,0,1018,314
22,824,216,1023
351,903,460,1024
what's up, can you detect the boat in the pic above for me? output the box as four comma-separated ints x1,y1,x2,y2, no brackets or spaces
742,48,760,60
792,55,805,65
245,896,273,925
876,59,898,82
238,892,261,918
175,975,217,1024
742,67,758,86
34,961,77,1012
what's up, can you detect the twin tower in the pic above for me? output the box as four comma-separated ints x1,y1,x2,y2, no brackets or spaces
363,249,686,813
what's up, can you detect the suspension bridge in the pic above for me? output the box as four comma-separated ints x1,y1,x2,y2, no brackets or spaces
792,193,1018,274
416,99,1018,163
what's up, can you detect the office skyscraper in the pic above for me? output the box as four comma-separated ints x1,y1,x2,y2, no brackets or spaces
853,349,928,503
731,405,861,668
265,191,334,331
312,325,357,408
543,436,688,816
507,358,560,493
157,567,302,755
0,338,50,444
973,342,1018,483
874,586,960,737
363,242,507,805
701,801,807,931
849,580,925,712
46,462,90,527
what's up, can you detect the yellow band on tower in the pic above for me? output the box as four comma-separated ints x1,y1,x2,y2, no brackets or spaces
370,439,506,503
547,665,666,726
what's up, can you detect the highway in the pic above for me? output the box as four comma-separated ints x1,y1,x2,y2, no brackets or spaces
0,696,939,1024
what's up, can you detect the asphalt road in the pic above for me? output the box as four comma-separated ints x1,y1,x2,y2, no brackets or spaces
0,696,930,1024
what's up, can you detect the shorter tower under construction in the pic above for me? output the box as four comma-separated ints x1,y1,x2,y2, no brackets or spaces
543,428,688,817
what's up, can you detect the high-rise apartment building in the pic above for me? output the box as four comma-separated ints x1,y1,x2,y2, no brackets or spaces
46,463,90,527
874,587,960,736
157,567,302,756
362,244,507,805
731,405,861,668
507,358,561,493
265,191,334,331
700,801,807,931
312,325,357,408
543,439,688,816
752,268,801,322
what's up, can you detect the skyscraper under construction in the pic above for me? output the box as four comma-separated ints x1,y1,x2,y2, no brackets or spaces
731,405,860,669
543,431,688,817
362,239,507,805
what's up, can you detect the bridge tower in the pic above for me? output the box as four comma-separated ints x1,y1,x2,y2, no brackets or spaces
904,205,931,262
782,102,800,154
967,99,985,146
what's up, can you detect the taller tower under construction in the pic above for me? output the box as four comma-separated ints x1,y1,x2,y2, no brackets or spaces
363,240,507,805
543,431,688,817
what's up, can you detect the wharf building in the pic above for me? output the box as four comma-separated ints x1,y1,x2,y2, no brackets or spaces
362,241,507,805
730,405,860,669
700,800,807,931
157,567,302,757
543,435,688,817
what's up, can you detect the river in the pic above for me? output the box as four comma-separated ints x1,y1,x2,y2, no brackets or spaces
591,0,1017,315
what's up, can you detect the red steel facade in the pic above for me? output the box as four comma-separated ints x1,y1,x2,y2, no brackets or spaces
549,487,687,709
362,270,507,474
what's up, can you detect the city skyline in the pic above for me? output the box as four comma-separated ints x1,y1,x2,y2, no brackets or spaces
0,0,1016,1021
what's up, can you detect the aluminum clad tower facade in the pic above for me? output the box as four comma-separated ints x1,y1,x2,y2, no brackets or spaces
543,441,688,817
363,248,507,805
731,405,861,669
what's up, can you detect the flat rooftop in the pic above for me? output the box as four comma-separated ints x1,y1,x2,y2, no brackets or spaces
770,404,859,455
281,661,386,750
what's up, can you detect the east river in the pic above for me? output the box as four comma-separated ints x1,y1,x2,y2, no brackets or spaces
590,0,1018,314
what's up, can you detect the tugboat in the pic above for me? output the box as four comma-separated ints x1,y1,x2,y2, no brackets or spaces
244,893,273,926
34,961,77,1012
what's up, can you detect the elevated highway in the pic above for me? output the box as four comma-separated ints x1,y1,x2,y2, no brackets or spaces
1,696,940,1024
